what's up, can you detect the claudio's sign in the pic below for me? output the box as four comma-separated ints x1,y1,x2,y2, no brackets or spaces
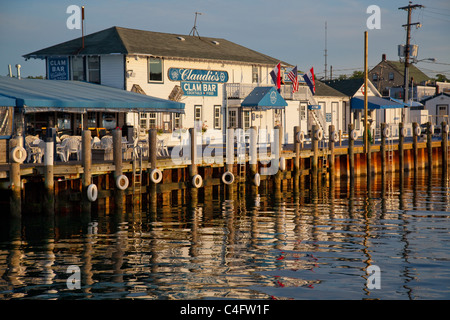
168,68,228,83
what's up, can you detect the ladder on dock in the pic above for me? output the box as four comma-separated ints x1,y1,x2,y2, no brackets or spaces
387,126,394,167
132,144,143,204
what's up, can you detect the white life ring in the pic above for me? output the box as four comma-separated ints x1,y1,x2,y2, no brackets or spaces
296,131,305,143
222,171,235,185
430,124,434,134
192,174,203,188
150,168,163,184
415,126,421,136
383,127,390,138
11,146,27,164
445,124,449,133
351,130,357,140
253,173,261,187
331,131,339,142
279,156,286,171
116,174,129,190
87,184,98,202
401,127,407,137
315,129,323,141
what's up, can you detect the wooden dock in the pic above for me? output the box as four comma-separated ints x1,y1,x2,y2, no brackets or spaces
1,122,449,215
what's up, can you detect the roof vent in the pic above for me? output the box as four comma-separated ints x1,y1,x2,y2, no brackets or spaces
177,36,185,41
211,40,220,45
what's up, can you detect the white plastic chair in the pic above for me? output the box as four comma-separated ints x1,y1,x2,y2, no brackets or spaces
27,139,45,163
65,137,81,161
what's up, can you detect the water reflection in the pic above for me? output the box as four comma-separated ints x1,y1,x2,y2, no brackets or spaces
1,170,450,300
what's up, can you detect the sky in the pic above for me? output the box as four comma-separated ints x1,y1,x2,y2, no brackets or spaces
1,0,449,79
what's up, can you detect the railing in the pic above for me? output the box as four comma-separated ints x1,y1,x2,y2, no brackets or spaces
226,83,309,101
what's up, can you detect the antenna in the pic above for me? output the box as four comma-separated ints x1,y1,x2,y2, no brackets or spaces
189,12,203,37
324,21,328,81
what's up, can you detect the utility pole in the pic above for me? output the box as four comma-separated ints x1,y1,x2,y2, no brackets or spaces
399,1,423,122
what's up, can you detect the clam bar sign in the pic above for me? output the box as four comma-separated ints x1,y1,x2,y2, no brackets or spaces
169,67,228,96
48,57,69,80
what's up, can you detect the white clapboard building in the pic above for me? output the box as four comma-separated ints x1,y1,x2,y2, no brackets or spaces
24,26,350,143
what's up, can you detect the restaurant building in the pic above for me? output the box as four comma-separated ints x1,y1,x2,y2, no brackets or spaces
24,26,355,143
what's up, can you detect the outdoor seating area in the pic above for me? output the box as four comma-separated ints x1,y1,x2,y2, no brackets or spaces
22,132,174,163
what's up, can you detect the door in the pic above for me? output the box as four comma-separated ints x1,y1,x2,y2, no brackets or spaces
437,104,448,126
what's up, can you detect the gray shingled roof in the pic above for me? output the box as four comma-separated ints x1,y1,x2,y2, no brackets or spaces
314,80,347,97
24,26,291,67
323,78,365,96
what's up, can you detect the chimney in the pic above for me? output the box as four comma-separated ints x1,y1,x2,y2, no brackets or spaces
382,54,386,61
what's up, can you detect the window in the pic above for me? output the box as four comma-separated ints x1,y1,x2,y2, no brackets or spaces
194,105,202,122
148,57,163,82
174,113,181,129
300,103,307,120
140,112,157,130
87,112,97,128
252,66,259,83
372,73,378,81
72,56,85,81
214,106,221,129
229,110,237,128
388,72,394,81
87,56,100,84
243,110,250,129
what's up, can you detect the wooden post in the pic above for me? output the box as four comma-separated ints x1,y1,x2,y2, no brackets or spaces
44,133,55,213
189,127,198,177
81,130,92,198
380,123,386,177
113,129,124,212
250,126,258,176
294,126,300,173
412,122,419,172
311,124,318,178
9,138,21,216
427,122,433,171
328,125,335,182
348,123,355,180
399,122,405,173
148,128,158,211
442,121,448,170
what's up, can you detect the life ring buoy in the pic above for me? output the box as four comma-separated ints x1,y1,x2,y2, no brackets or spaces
279,156,286,171
192,174,203,188
430,124,434,134
415,126,421,136
401,127,407,137
116,174,129,190
315,129,323,141
331,131,339,142
383,127,391,138
11,146,27,164
150,168,163,184
351,130,357,140
222,171,234,185
253,173,261,187
296,131,305,143
445,124,449,133
87,184,98,202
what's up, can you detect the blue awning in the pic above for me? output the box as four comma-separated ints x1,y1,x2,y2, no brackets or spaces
389,97,423,108
241,87,288,110
0,94,16,107
0,76,185,113
351,96,404,110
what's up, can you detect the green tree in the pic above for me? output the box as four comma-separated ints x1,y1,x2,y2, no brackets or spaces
349,70,364,79
435,74,449,82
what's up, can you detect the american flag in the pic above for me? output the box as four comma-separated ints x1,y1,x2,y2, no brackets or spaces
287,66,299,93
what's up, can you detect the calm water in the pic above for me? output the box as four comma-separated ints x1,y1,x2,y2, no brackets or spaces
1,170,449,300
